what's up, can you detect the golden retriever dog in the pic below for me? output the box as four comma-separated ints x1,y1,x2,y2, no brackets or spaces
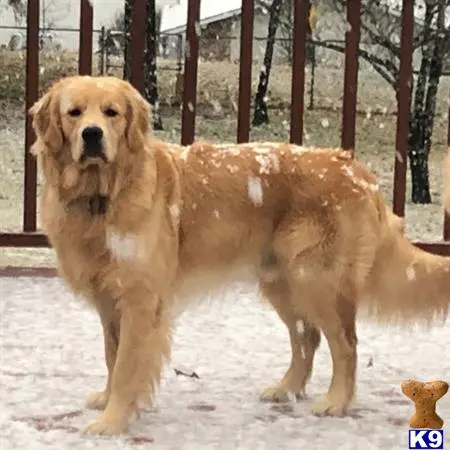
30,75,449,436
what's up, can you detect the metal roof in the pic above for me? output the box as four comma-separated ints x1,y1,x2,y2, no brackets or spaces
160,0,449,34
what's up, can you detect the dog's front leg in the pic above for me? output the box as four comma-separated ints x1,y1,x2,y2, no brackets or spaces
86,312,120,411
84,289,171,436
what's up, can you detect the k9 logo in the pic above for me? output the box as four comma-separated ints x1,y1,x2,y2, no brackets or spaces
408,430,444,449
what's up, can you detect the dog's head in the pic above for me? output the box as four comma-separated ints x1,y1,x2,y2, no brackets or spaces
29,75,151,196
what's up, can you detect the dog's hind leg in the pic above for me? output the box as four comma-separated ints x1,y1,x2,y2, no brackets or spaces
267,216,359,416
259,277,321,403
309,292,358,416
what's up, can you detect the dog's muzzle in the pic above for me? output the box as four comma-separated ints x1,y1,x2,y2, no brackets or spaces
80,126,107,162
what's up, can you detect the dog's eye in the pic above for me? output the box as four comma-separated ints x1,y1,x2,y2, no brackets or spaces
104,108,118,117
68,108,81,117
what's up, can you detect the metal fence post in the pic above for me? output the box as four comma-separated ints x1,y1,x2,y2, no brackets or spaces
290,0,309,145
23,0,39,232
340,0,361,153
181,0,201,146
237,0,254,143
79,0,93,75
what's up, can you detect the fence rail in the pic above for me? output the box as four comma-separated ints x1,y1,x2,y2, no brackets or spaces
0,0,450,256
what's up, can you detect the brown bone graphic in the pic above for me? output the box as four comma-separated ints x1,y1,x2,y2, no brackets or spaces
401,379,449,429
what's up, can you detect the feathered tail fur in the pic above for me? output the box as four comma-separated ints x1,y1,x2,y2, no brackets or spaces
361,197,449,326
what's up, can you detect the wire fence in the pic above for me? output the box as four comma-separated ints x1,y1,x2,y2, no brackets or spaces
1,23,448,119
1,0,450,252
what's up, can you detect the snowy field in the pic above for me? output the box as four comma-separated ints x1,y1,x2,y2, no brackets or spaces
1,276,449,449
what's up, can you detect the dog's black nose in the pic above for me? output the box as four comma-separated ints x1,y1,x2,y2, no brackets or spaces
82,126,103,143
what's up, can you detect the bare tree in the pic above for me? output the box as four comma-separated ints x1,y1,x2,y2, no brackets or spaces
253,0,315,125
276,1,315,64
40,0,71,31
120,0,163,130
123,0,133,80
2,0,70,28
1,0,26,21
280,0,449,204
143,0,163,130
3,0,69,49
408,0,448,203
252,0,284,126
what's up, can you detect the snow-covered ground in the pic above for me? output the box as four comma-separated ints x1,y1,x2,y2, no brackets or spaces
1,277,449,449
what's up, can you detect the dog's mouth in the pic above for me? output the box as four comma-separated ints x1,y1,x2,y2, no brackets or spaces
79,146,108,165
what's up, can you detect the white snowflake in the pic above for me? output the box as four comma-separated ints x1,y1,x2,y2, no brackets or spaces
406,266,416,281
105,228,137,262
169,203,180,220
247,176,263,207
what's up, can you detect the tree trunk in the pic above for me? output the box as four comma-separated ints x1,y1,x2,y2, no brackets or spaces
409,116,432,204
410,159,432,205
252,0,283,126
143,0,163,130
123,0,132,80
408,54,430,203
407,0,446,204
422,0,446,157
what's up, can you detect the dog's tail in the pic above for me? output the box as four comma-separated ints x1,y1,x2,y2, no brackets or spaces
361,206,449,326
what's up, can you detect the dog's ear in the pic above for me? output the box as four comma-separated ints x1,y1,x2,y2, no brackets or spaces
29,87,63,155
125,85,152,152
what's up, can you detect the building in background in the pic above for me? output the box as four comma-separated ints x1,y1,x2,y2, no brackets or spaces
159,0,449,69
0,0,179,51
0,0,448,71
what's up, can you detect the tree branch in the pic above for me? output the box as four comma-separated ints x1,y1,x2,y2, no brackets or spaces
414,26,450,56
312,39,397,88
360,5,402,58
333,0,401,58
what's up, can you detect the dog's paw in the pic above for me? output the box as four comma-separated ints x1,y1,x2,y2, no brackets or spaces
260,385,293,403
83,413,127,436
85,391,109,411
311,395,347,417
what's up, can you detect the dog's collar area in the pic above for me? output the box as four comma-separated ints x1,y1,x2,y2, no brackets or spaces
89,195,109,215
